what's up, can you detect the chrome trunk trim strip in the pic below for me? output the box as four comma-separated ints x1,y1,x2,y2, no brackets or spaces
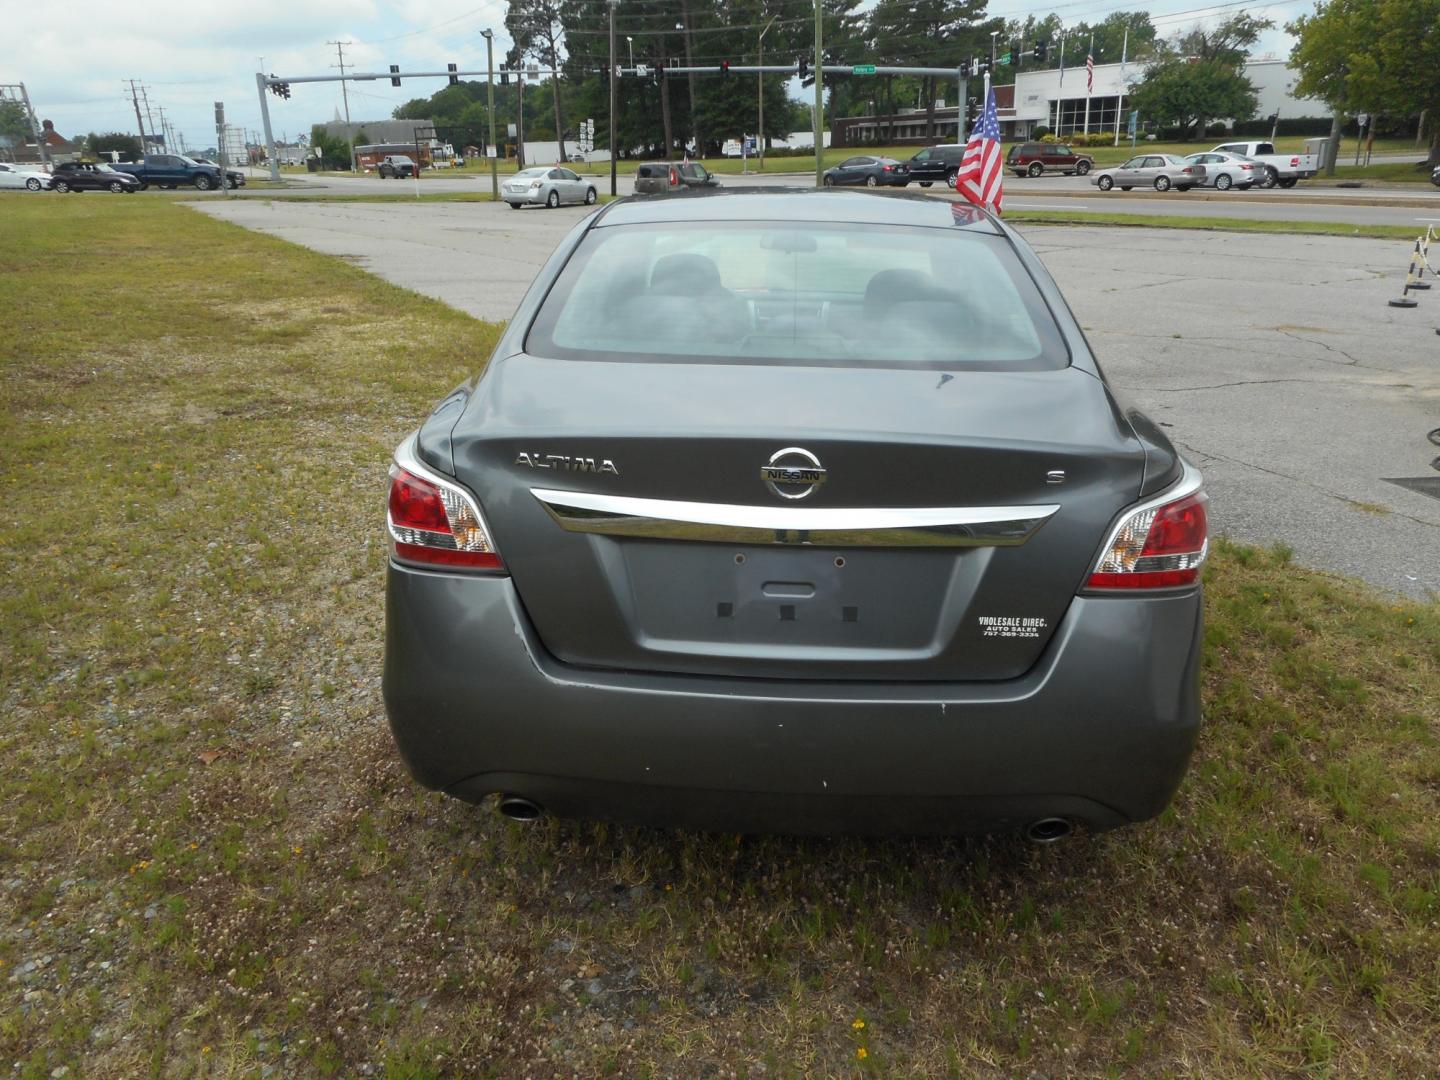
530,488,1059,548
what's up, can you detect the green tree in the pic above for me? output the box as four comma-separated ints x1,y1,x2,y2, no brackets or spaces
1165,13,1273,62
1129,58,1259,136
507,0,568,152
0,101,30,148
86,132,143,160
308,125,351,169
1289,0,1439,167
868,0,993,141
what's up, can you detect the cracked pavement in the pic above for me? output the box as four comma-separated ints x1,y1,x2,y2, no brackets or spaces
195,201,1440,598
1030,226,1439,598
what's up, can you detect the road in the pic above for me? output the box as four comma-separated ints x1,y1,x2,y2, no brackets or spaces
231,169,1440,228
194,198,1440,599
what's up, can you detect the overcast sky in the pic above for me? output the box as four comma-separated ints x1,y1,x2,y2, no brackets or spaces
3,0,1302,152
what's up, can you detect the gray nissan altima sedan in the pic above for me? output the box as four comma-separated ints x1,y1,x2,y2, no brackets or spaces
383,190,1208,840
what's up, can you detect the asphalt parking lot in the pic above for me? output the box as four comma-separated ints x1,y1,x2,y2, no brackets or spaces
196,198,1440,598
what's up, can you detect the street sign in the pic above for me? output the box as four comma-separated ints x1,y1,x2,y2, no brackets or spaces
507,123,517,137
852,64,877,75
635,64,649,77
1356,112,1369,126
744,136,756,153
999,52,1012,65
1127,110,1137,136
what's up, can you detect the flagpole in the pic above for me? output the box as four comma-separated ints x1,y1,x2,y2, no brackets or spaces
1114,27,1128,146
1083,33,1093,135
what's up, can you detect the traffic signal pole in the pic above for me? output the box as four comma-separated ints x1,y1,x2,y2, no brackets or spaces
255,73,281,182
609,0,618,196
813,0,823,188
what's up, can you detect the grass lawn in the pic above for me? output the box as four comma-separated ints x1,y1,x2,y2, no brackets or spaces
1328,161,1439,184
1004,211,1429,241
2,192,1438,1077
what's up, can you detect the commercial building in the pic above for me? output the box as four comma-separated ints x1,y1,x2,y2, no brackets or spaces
833,57,1330,148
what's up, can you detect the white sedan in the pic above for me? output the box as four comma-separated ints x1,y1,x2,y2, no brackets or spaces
502,166,598,209
1183,152,1264,191
0,162,52,191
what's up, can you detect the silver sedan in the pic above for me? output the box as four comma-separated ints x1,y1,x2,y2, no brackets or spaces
1092,154,1206,192
502,166,598,209
1183,152,1264,191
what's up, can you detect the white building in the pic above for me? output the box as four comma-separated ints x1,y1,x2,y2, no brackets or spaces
1011,58,1330,138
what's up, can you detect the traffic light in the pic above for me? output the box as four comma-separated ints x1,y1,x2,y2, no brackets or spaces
798,57,808,80
390,64,401,87
966,97,979,124
267,75,291,99
447,63,458,85
720,60,730,78
500,70,509,85
1034,41,1048,62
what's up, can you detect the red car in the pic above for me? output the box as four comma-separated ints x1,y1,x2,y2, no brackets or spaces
1006,142,1094,178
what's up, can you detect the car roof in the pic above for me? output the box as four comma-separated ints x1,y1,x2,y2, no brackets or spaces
596,189,1002,233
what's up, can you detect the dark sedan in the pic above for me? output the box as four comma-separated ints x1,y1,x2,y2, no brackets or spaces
192,159,247,188
821,155,907,187
383,190,1208,840
50,163,140,194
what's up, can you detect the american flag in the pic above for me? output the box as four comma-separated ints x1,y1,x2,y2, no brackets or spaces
1086,47,1094,92
954,86,1002,214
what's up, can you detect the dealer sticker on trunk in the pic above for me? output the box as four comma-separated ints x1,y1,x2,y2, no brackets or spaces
977,616,1047,639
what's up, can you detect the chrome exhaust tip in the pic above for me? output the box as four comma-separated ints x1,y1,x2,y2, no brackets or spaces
1025,817,1073,844
497,795,544,822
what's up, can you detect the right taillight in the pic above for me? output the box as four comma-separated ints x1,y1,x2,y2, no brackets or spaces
387,439,503,571
1086,477,1208,591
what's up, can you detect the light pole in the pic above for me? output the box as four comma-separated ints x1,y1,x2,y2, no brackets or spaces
990,30,998,72
627,36,634,68
757,14,776,170
481,29,498,201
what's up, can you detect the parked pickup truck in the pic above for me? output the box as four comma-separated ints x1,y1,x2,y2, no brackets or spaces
111,154,227,191
1209,141,1318,188
376,155,419,179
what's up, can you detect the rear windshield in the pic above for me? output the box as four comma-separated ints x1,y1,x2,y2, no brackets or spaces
526,220,1067,371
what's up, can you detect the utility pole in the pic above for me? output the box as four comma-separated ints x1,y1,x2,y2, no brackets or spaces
813,0,823,188
516,64,527,168
128,80,147,151
608,0,618,196
758,15,776,170
481,29,499,201
328,40,355,170
140,85,158,151
680,0,700,155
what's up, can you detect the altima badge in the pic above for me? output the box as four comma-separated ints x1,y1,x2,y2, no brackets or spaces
762,447,827,500
514,452,619,476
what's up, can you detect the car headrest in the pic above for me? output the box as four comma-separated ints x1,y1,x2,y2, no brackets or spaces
864,268,939,309
651,253,723,294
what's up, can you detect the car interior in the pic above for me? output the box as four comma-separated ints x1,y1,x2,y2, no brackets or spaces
536,223,1052,367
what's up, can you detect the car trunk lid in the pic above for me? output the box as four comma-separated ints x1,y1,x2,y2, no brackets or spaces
447,355,1145,681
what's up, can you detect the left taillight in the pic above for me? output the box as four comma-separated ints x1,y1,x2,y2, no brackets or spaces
387,439,503,571
1086,468,1208,591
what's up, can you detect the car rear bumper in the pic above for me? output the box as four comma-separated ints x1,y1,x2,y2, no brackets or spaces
383,564,1203,835
503,190,544,204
